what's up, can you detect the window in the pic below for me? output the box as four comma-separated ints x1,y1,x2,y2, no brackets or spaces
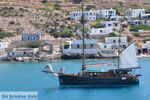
28,36,30,40
94,73,97,77
90,13,92,15
91,44,93,48
109,11,112,14
104,45,107,48
113,40,116,43
143,11,144,14
32,35,36,40
23,36,27,40
77,44,80,48
100,30,102,33
108,24,111,26
90,73,93,76
123,45,126,48
93,17,95,19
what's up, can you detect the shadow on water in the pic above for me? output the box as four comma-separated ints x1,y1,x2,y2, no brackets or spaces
57,84,139,90
41,84,140,93
42,85,139,92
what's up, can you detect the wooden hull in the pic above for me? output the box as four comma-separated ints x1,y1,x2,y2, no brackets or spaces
58,74,139,85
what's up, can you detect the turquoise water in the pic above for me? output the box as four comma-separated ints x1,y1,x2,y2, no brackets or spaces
0,58,150,100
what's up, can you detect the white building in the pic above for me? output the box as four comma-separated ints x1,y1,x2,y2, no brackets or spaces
70,8,117,21
110,15,124,21
138,41,150,54
0,42,8,49
22,33,42,41
125,8,145,20
89,21,122,38
100,37,128,49
101,21,122,31
97,8,116,19
70,10,97,21
89,28,113,38
9,49,35,58
141,13,150,19
128,20,150,26
62,40,99,55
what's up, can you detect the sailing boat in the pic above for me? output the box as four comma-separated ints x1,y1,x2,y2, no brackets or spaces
42,0,141,85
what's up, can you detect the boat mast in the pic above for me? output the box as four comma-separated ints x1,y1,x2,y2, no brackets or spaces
81,0,85,72
118,32,121,69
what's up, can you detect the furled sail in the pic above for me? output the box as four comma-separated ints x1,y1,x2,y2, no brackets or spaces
85,62,116,68
119,42,140,69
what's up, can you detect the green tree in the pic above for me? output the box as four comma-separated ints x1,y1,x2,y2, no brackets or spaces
132,32,140,37
130,24,150,32
130,4,140,9
143,38,150,43
0,30,15,39
50,28,56,33
107,32,119,37
51,30,73,38
127,36,132,43
86,5,96,10
51,32,60,38
60,24,66,29
74,25,81,30
27,43,40,48
9,21,15,25
113,6,122,15
64,42,70,49
42,0,47,3
91,23,104,28
60,30,73,38
54,4,61,10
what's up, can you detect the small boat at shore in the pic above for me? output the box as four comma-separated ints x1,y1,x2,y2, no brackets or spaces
42,0,141,86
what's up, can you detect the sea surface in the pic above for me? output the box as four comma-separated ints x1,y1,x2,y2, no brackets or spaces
0,58,150,100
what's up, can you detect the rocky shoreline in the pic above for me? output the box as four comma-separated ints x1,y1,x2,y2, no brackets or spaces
0,54,149,62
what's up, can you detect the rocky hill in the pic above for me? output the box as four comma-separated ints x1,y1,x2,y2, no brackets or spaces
0,0,150,37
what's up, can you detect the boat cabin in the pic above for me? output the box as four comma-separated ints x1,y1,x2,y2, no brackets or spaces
83,69,132,78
